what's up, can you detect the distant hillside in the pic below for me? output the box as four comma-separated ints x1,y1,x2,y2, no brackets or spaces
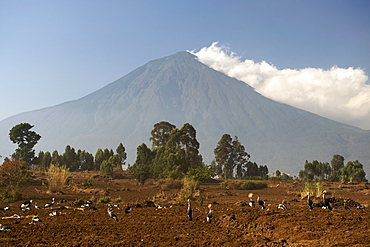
1,51,369,175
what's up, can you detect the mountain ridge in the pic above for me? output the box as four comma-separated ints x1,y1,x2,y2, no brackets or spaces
1,51,369,175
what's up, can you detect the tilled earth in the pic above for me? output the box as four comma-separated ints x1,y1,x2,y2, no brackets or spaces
1,171,370,246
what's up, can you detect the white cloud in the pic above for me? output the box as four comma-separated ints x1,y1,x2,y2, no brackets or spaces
190,42,370,130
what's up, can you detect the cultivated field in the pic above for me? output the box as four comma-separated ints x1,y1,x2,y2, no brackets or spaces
1,171,369,246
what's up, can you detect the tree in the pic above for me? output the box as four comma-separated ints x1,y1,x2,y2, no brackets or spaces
214,134,233,179
100,160,113,175
9,123,41,167
330,154,344,181
331,154,344,171
245,161,259,177
339,160,367,183
150,121,176,148
276,170,281,177
94,149,105,169
130,143,154,184
132,122,207,182
116,143,127,168
38,151,52,171
214,134,251,179
51,150,63,166
78,150,95,170
63,145,79,171
232,136,250,178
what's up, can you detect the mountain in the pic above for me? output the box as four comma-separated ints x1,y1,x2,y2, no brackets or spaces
1,51,370,175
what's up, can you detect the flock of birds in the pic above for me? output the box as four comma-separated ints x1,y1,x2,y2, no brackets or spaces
0,190,367,231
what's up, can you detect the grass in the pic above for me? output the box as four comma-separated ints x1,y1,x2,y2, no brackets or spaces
178,176,203,204
300,181,326,198
46,164,70,193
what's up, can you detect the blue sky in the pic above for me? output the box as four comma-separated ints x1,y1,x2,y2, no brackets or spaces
1,1,369,128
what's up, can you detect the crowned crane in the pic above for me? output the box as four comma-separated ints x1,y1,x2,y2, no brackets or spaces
248,193,255,207
107,207,119,222
29,216,42,224
277,201,287,210
0,224,11,231
187,199,193,221
249,198,255,207
322,191,332,210
45,198,55,208
206,204,213,223
49,210,60,217
20,200,32,210
307,192,313,210
257,194,266,209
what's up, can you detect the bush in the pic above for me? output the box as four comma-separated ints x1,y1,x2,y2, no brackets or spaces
157,178,183,190
81,179,92,186
178,176,202,203
0,158,30,200
97,197,111,204
220,180,267,190
46,164,69,193
220,180,229,190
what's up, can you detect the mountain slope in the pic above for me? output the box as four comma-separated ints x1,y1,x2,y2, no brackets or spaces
1,51,369,175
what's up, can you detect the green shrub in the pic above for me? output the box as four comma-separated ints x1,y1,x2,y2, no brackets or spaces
81,179,92,186
220,180,229,189
97,197,111,204
157,178,183,190
220,180,267,190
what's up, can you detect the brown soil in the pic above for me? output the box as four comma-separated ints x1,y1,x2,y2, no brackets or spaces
1,171,370,247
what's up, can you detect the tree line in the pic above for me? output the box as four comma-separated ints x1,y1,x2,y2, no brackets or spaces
212,134,268,179
129,121,210,184
5,123,127,174
129,121,266,183
298,154,367,182
2,122,367,184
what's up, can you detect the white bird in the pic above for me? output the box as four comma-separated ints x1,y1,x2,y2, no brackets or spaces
108,207,118,222
187,199,193,221
206,204,213,223
3,207,9,211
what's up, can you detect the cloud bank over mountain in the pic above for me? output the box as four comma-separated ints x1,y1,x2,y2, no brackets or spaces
191,42,370,130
